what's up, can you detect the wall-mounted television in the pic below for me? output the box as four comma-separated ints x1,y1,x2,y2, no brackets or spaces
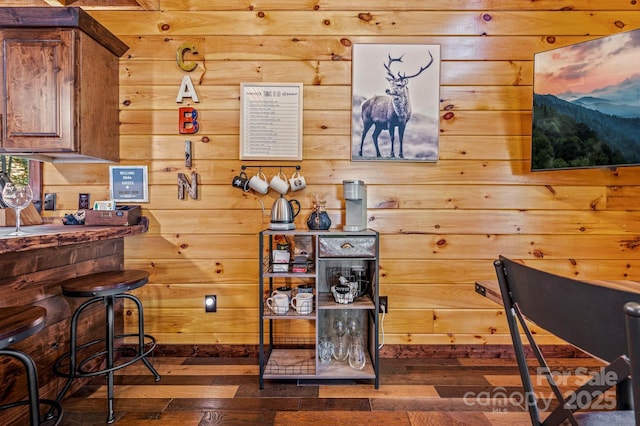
531,28,640,171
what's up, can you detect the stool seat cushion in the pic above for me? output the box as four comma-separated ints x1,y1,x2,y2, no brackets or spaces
0,306,46,350
59,270,150,298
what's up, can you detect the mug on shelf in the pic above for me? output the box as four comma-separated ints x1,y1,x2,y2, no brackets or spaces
291,292,313,315
295,284,314,294
271,286,293,300
266,293,289,315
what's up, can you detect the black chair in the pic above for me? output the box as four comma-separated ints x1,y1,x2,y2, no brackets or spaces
52,270,160,424
494,255,638,425
0,306,63,425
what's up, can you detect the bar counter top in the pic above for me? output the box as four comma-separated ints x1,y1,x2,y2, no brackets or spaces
0,216,148,254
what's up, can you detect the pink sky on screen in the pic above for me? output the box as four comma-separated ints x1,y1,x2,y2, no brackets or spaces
534,29,640,96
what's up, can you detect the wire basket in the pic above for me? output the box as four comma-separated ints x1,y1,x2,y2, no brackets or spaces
325,266,351,287
325,266,369,299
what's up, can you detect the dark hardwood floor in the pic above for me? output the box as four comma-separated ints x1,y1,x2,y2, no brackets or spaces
50,354,617,425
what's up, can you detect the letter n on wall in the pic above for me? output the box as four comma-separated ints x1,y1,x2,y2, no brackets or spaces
178,172,198,200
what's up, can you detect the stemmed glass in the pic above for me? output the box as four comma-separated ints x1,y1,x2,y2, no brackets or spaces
2,183,33,236
347,316,366,370
347,316,361,339
332,315,349,361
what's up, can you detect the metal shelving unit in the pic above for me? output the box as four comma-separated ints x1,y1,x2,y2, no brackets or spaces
258,229,380,389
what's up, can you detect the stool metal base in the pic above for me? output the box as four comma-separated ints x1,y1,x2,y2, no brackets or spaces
0,348,63,426
53,292,160,424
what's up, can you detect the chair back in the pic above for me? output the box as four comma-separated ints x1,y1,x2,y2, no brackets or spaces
496,255,639,362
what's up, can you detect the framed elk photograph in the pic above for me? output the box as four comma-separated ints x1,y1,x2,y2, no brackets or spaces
351,44,441,162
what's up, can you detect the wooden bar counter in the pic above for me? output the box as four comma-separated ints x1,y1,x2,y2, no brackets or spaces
0,218,148,425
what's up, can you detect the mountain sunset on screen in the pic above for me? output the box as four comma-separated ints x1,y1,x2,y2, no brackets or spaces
531,28,640,171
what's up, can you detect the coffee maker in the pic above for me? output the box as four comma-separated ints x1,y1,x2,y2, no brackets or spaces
343,180,367,231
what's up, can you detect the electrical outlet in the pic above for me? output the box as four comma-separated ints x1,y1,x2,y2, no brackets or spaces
44,193,56,211
205,295,217,312
379,296,388,314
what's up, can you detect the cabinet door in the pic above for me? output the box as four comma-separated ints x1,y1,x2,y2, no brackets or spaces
1,29,74,151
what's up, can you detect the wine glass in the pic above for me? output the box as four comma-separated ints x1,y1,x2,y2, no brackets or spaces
347,316,361,338
332,315,349,361
2,183,33,236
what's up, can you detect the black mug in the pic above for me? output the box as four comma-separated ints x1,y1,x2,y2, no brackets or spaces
232,171,250,192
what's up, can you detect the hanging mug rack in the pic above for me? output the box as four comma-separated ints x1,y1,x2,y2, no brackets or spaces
241,165,301,171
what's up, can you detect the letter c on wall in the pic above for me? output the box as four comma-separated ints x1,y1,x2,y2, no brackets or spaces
177,42,198,72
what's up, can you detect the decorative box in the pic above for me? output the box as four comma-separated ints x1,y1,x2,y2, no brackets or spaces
84,205,141,226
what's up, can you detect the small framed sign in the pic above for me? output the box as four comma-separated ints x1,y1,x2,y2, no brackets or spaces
109,166,149,202
240,82,303,160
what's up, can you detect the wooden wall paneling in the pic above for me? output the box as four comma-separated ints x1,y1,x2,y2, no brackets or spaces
380,234,640,260
90,11,640,37
379,259,640,283
383,284,503,310
138,208,640,235
115,134,348,161
132,283,259,309
116,34,606,62
128,232,640,261
120,84,529,112
121,85,351,111
158,0,640,12
43,158,615,187
78,182,605,211
125,235,257,258
148,332,261,345
606,186,640,209
118,109,352,136
19,1,640,348
126,306,260,334
121,60,351,85
125,259,259,283
380,309,435,338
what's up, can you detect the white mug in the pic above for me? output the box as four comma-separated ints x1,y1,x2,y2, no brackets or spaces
249,171,269,194
271,286,293,300
269,171,290,195
266,293,289,315
291,292,313,315
289,171,306,192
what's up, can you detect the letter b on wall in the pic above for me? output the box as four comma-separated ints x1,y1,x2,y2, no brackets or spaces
179,107,199,134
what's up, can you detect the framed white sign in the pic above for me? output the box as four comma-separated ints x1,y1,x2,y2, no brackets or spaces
109,166,149,202
240,82,303,160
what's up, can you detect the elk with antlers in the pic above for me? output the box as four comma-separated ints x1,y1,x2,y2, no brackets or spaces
359,51,434,158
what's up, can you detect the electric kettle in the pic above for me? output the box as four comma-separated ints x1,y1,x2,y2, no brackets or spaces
271,195,301,224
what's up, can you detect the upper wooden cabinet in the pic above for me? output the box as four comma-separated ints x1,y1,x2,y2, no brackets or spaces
0,7,128,163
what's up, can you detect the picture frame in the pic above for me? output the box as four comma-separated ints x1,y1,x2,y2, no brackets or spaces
351,44,441,162
109,165,149,203
240,82,303,160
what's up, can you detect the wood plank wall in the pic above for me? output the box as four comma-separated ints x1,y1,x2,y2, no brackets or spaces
15,0,640,348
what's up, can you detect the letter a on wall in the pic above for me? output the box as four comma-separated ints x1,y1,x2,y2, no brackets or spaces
176,75,200,103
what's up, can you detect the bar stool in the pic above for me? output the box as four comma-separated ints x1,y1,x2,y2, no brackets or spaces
0,306,63,425
52,270,160,424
